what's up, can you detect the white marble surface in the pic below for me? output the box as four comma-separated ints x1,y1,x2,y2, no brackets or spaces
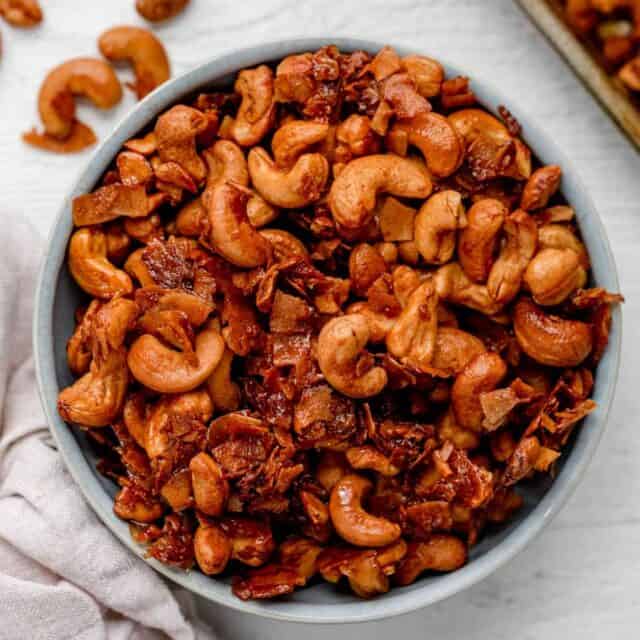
1,0,639,637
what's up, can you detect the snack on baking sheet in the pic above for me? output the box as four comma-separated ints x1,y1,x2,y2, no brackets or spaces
57,44,622,600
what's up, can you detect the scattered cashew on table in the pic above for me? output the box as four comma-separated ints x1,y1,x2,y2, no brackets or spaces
56,43,623,601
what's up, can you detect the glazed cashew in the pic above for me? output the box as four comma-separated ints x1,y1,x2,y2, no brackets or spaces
317,315,388,399
230,65,276,147
189,452,229,516
434,263,503,315
155,105,207,183
414,190,467,264
194,523,231,575
391,113,464,177
0,0,42,26
99,26,170,100
395,536,467,585
513,297,593,367
206,347,241,412
349,243,388,297
487,209,538,304
346,302,397,343
259,228,308,261
206,182,272,268
69,228,133,299
128,320,225,393
24,58,122,149
272,120,329,167
329,154,432,229
451,352,508,431
346,446,400,477
458,198,507,283
524,248,587,305
401,55,444,97
386,279,439,371
136,0,189,21
316,451,350,492
329,474,401,547
248,147,329,208
204,139,249,188
58,348,128,427
335,115,381,161
520,165,562,211
72,183,149,226
538,224,589,269
431,327,487,375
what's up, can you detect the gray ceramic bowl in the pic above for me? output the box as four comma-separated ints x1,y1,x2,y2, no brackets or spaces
33,37,622,624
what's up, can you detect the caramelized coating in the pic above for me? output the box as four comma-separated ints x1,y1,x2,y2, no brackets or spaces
57,44,621,603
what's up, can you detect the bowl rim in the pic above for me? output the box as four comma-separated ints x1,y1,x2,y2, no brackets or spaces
33,36,622,624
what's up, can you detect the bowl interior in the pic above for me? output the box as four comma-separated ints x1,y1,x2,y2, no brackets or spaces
34,38,621,624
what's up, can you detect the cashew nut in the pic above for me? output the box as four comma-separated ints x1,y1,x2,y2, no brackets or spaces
194,523,231,575
524,248,587,305
414,190,467,264
272,120,329,167
248,147,329,208
128,320,225,392
538,224,589,269
155,105,207,183
347,302,397,343
99,26,170,100
136,0,189,21
0,0,42,26
346,446,400,477
335,114,381,161
520,165,562,211
69,228,133,299
72,183,149,226
259,228,308,261
329,154,432,229
458,198,507,283
434,263,503,315
451,352,508,431
395,536,467,585
487,209,538,304
230,65,276,147
349,243,388,297
204,139,249,188
386,279,439,371
317,315,388,399
513,297,593,367
206,347,241,412
431,327,487,375
189,452,229,516
401,54,444,97
206,182,272,268
329,474,401,547
391,113,464,177
24,58,122,149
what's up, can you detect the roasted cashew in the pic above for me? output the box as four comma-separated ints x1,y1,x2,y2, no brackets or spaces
329,154,432,229
272,120,329,167
414,190,467,264
346,302,397,343
395,536,467,585
69,228,133,299
346,446,400,477
391,265,422,307
204,138,249,188
99,26,170,100
206,347,241,412
72,183,149,226
401,54,444,97
128,320,225,393
220,517,276,567
316,451,350,492
434,263,503,315
0,0,41,26
386,279,439,371
175,199,206,237
487,209,538,304
538,224,589,269
25,58,122,148
230,65,276,147
329,474,401,547
349,243,388,297
189,452,229,516
117,150,153,186
524,248,587,306
248,147,329,208
335,115,380,161
124,248,155,286
67,300,102,376
194,523,231,575
155,105,207,183
520,165,562,211
136,0,189,21
431,327,487,375
58,348,128,427
391,113,464,177
206,182,272,268
513,297,593,367
259,228,308,261
451,352,508,431
317,315,388,399
458,198,507,283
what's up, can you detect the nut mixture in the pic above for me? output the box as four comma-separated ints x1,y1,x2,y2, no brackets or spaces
57,44,622,600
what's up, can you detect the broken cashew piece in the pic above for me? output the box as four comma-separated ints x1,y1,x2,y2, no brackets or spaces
414,190,467,264
69,228,133,299
329,154,432,229
99,26,170,100
317,314,388,399
395,536,467,585
136,0,189,21
128,320,225,392
248,147,329,208
329,474,401,547
513,297,593,367
230,65,276,147
272,120,329,167
189,452,229,516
